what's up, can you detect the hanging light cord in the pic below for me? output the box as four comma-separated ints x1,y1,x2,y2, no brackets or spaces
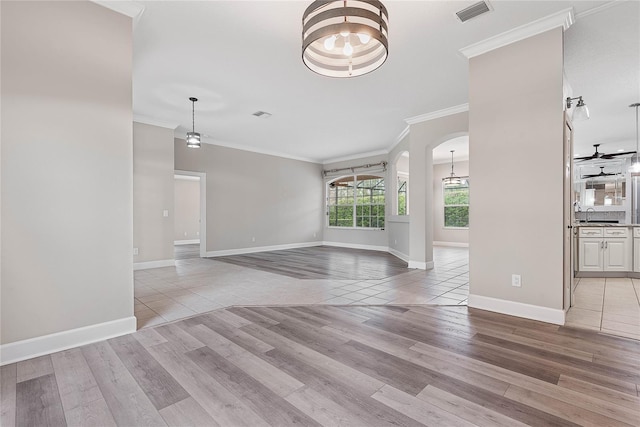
192,99,196,133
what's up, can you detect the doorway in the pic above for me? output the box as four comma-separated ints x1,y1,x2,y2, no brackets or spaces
174,170,207,258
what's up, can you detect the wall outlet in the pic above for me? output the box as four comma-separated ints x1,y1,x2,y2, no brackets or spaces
163,209,169,217
252,236,256,242
511,274,521,287
184,231,188,236
133,248,139,255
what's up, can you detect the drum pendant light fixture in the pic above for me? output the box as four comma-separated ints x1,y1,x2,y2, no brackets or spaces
302,0,389,78
444,150,462,188
186,97,201,148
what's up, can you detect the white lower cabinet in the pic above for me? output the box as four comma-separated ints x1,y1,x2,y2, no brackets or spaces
634,227,640,272
578,227,631,272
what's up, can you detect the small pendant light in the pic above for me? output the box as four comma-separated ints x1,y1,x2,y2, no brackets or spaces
630,103,640,173
186,97,201,149
444,150,462,187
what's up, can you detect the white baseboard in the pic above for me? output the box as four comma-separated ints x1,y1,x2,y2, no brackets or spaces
468,294,565,325
388,248,409,263
322,241,389,252
133,259,176,271
433,241,469,248
0,316,136,366
408,260,435,270
206,241,322,257
174,239,200,245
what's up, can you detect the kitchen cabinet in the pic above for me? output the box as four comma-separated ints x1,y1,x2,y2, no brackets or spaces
578,227,631,272
634,227,640,272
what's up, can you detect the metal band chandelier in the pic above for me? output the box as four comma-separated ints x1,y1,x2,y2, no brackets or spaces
443,150,462,188
302,0,389,78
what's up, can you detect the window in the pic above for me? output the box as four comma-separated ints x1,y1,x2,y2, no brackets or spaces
397,175,408,215
443,177,469,228
328,175,385,228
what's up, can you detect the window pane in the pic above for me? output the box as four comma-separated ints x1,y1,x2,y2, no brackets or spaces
444,206,469,227
444,186,469,205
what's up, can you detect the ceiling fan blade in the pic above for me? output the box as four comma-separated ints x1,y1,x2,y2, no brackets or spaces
574,155,596,161
581,174,599,178
607,151,637,157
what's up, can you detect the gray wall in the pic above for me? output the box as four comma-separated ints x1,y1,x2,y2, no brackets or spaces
388,133,411,258
174,177,201,242
175,140,324,252
323,154,390,249
469,28,564,310
433,160,469,244
133,122,176,263
1,1,133,344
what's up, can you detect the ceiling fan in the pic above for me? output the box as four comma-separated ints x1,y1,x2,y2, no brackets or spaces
574,144,636,161
581,166,619,179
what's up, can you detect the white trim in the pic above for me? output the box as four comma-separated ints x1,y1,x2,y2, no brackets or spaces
174,239,200,245
174,174,200,181
459,8,574,59
575,0,626,19
322,150,389,166
207,241,322,257
133,259,175,271
92,1,145,26
322,241,389,252
408,260,435,270
405,104,469,125
468,294,565,325
388,215,410,223
388,125,411,153
433,241,469,248
388,248,409,263
175,135,321,164
134,116,179,130
0,317,136,366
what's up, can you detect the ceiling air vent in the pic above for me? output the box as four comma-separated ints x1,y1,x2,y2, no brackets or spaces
456,1,492,23
252,111,272,119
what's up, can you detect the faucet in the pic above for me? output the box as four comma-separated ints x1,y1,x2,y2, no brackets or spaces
586,208,595,222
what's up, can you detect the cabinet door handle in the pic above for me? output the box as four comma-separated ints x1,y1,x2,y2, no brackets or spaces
601,241,604,249
605,241,608,249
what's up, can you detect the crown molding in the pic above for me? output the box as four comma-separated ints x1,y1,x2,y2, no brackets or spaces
388,125,410,153
92,1,145,25
134,115,179,130
405,104,469,125
459,8,575,59
174,134,321,164
322,149,389,166
575,0,626,19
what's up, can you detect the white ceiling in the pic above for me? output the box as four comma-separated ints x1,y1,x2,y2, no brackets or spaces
129,1,639,164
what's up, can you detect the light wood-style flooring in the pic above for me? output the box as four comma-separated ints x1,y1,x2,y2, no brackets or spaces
3,304,639,426
135,246,469,329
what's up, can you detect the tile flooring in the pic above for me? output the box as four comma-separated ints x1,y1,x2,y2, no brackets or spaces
135,246,469,329
565,277,640,340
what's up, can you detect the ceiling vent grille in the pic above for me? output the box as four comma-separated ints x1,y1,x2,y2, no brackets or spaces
456,1,492,23
252,111,272,118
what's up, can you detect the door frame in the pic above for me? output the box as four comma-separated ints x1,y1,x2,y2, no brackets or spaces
564,115,574,310
175,170,207,258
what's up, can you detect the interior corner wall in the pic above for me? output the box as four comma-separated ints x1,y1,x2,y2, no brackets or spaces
174,178,201,242
174,140,324,253
322,154,390,249
409,112,469,268
433,160,469,244
133,122,176,263
388,133,411,258
1,1,133,345
468,28,565,314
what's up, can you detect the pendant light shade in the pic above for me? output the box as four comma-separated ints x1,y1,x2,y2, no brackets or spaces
630,102,640,173
302,0,389,78
186,97,201,149
444,150,461,188
566,96,590,121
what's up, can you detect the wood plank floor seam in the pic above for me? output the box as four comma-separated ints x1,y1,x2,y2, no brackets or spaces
3,304,639,426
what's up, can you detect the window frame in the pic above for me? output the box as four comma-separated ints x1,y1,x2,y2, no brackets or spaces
326,174,386,230
442,176,469,229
